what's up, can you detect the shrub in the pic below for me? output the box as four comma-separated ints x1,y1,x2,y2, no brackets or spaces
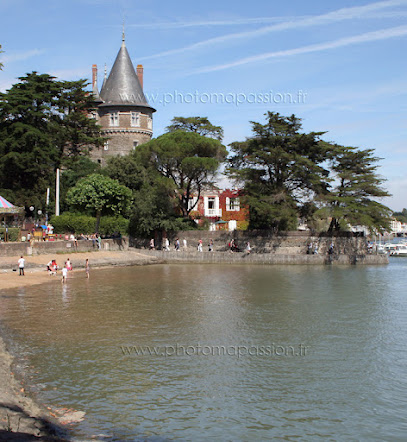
0,227,20,242
50,213,129,236
99,216,129,237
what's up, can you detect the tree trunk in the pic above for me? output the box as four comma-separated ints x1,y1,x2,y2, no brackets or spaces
95,211,101,233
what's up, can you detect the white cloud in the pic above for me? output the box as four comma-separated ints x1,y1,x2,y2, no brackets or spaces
130,15,308,29
139,0,407,61
0,49,45,64
192,25,407,74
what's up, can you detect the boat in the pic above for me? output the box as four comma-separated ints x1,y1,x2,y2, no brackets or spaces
389,244,407,257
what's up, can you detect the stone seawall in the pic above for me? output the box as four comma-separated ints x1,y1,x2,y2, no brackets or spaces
134,249,388,266
0,237,129,257
131,230,369,256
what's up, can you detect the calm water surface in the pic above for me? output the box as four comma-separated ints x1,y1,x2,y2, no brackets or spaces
1,261,407,441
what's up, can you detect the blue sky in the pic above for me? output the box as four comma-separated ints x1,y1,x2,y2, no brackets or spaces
1,0,406,210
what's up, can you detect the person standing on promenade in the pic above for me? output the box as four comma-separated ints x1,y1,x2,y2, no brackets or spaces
18,256,25,276
164,237,170,251
198,239,203,252
85,258,90,279
149,238,155,250
97,234,102,250
183,238,187,250
246,241,251,254
208,239,214,252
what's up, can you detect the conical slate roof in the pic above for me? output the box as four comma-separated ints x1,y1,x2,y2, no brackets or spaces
100,38,154,111
92,79,103,104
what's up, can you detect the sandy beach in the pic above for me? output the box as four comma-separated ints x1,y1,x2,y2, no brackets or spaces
0,250,159,440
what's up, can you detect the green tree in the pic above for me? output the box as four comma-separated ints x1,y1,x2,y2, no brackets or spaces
393,208,407,224
227,112,330,230
0,72,104,209
166,116,224,141
317,145,392,233
54,79,106,159
104,152,192,237
66,174,132,232
59,157,101,213
139,130,227,218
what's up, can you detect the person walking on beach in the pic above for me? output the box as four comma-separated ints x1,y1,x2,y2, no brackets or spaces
18,256,25,276
61,266,68,284
85,258,90,279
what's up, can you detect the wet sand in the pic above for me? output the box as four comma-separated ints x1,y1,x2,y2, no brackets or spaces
0,250,159,440
0,250,160,290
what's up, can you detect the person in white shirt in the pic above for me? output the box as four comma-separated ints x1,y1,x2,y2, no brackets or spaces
62,267,68,283
18,256,25,276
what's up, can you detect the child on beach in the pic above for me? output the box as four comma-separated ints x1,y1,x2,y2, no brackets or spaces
61,267,68,283
85,258,90,279
65,258,72,271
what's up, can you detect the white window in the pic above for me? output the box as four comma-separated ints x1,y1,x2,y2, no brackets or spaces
204,196,221,217
133,141,138,149
109,112,119,127
131,112,140,127
226,197,240,211
147,116,153,130
104,141,109,151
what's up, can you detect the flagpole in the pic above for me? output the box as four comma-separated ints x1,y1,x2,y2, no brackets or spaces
55,169,60,217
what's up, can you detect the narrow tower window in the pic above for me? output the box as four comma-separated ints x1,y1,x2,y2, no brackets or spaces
109,112,119,127
131,112,140,127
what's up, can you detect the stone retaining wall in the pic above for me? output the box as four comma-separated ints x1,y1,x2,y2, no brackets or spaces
133,249,388,265
0,237,129,257
130,230,368,255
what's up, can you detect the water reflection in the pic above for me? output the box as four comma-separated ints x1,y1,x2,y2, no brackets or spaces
0,261,406,440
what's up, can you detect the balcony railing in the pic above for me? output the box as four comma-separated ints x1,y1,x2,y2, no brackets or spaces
205,208,222,217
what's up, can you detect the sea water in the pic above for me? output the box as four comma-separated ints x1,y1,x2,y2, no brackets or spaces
1,261,407,441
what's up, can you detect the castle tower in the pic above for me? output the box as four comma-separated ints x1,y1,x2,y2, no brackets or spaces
91,33,156,165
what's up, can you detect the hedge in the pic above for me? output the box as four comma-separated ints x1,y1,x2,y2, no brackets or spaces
50,213,129,236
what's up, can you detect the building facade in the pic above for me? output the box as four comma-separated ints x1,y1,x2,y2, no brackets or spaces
90,34,156,165
190,188,248,231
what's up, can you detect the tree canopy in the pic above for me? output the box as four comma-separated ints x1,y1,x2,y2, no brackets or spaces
166,116,224,141
317,145,392,233
393,208,407,224
139,130,227,218
66,173,132,232
227,112,330,230
227,111,391,232
0,72,105,209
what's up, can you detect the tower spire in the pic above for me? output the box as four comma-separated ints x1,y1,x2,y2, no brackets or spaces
122,21,125,46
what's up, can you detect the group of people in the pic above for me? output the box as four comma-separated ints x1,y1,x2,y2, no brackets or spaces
12,256,91,282
148,237,252,253
229,238,251,253
70,233,102,250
